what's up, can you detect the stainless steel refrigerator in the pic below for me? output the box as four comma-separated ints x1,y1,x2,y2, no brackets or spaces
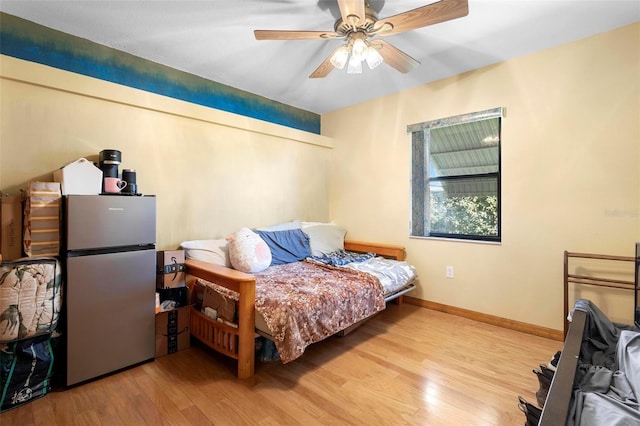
63,195,156,386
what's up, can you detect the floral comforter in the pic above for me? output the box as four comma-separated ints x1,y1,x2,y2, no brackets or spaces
255,259,385,363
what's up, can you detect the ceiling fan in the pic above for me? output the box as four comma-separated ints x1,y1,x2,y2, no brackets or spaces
254,0,469,78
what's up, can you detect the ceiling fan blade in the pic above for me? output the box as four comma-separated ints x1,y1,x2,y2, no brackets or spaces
309,47,341,79
337,0,366,26
254,30,340,40
371,40,420,74
373,0,468,36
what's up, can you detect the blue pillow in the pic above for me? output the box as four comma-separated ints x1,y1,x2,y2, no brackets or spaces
254,229,311,265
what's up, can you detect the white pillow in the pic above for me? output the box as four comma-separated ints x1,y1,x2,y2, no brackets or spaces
301,221,335,229
303,224,346,256
226,227,272,273
180,239,230,267
257,220,301,232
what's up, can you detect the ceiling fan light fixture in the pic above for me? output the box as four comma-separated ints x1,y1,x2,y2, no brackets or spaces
256,0,470,78
347,54,363,74
330,44,350,69
351,37,367,61
365,45,383,69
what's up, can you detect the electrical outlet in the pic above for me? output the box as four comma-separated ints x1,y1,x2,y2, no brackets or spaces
446,266,454,279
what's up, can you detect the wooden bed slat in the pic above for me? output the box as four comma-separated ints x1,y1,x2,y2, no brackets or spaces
567,276,634,290
564,252,634,262
567,273,634,287
190,308,240,359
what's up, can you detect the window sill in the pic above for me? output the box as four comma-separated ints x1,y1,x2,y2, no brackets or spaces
409,235,501,245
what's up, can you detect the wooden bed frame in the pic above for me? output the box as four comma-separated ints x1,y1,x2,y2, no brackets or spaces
185,240,407,379
539,249,637,425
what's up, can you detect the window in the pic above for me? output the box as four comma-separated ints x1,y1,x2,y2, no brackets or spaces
408,107,503,242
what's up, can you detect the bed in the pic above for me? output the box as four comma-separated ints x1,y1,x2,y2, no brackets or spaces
538,246,639,425
183,229,416,379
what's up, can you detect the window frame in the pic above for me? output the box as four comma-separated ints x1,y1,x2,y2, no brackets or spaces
408,107,503,243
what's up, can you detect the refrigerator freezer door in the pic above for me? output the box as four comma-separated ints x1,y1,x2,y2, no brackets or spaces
65,195,156,251
66,249,156,385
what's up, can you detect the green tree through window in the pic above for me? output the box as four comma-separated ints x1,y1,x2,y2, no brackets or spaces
408,108,502,242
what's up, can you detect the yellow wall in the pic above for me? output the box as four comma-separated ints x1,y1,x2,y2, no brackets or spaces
0,56,333,250
323,23,640,330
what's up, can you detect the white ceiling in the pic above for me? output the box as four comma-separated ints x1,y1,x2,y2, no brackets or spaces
1,0,638,114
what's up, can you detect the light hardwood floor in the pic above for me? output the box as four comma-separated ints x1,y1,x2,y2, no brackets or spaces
1,305,560,425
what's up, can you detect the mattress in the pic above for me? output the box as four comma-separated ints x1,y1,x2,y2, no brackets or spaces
342,256,417,295
0,258,62,343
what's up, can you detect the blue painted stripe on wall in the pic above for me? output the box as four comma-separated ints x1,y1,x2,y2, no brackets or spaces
0,13,321,134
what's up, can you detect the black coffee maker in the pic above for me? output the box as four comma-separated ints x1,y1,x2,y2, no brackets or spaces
99,149,121,192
